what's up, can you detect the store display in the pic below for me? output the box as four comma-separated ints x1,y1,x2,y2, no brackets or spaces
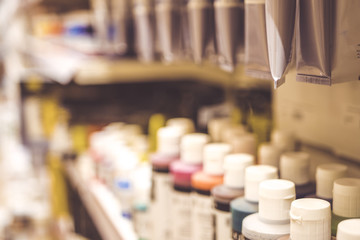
0,1,359,239
242,179,295,240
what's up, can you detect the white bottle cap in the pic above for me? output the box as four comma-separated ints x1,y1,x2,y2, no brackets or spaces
157,126,184,155
259,179,295,222
245,165,278,203
230,133,257,156
220,124,247,143
166,118,195,134
290,198,331,240
258,143,281,168
180,133,210,164
223,153,255,188
336,219,360,240
316,163,348,199
271,130,295,152
203,143,232,175
333,178,360,218
208,118,231,142
280,152,310,186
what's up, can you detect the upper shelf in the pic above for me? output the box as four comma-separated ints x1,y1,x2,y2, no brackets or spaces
24,36,272,89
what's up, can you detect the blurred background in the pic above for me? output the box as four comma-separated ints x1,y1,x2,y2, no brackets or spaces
0,0,358,239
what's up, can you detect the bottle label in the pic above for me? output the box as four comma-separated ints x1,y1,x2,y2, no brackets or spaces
151,172,172,240
134,208,150,239
191,192,214,240
214,208,231,240
171,189,192,240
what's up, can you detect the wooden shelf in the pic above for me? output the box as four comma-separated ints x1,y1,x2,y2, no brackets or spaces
25,36,272,90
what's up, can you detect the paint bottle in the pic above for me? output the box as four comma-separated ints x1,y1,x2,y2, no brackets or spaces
133,163,152,240
191,143,232,240
285,198,331,240
280,152,315,198
331,178,360,236
305,163,348,204
150,126,183,240
271,130,295,153
258,143,281,168
166,117,195,134
211,153,255,240
169,133,210,240
242,179,296,240
208,118,231,142
231,165,278,239
336,219,360,240
230,133,257,156
221,124,247,144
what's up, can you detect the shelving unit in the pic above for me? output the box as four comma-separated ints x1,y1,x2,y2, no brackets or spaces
65,160,138,240
24,37,272,89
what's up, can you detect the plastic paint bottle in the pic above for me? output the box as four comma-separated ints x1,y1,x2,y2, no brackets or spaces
286,198,331,240
305,163,348,204
221,124,247,144
231,165,278,239
208,118,231,142
331,178,360,236
166,117,195,134
211,153,255,240
169,133,210,240
242,179,295,240
191,143,232,240
150,126,183,240
230,133,257,156
258,143,281,168
280,152,315,198
336,219,360,240
133,164,152,240
271,130,295,153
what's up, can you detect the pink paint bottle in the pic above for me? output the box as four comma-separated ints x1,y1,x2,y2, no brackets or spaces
170,133,210,240
150,126,183,240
